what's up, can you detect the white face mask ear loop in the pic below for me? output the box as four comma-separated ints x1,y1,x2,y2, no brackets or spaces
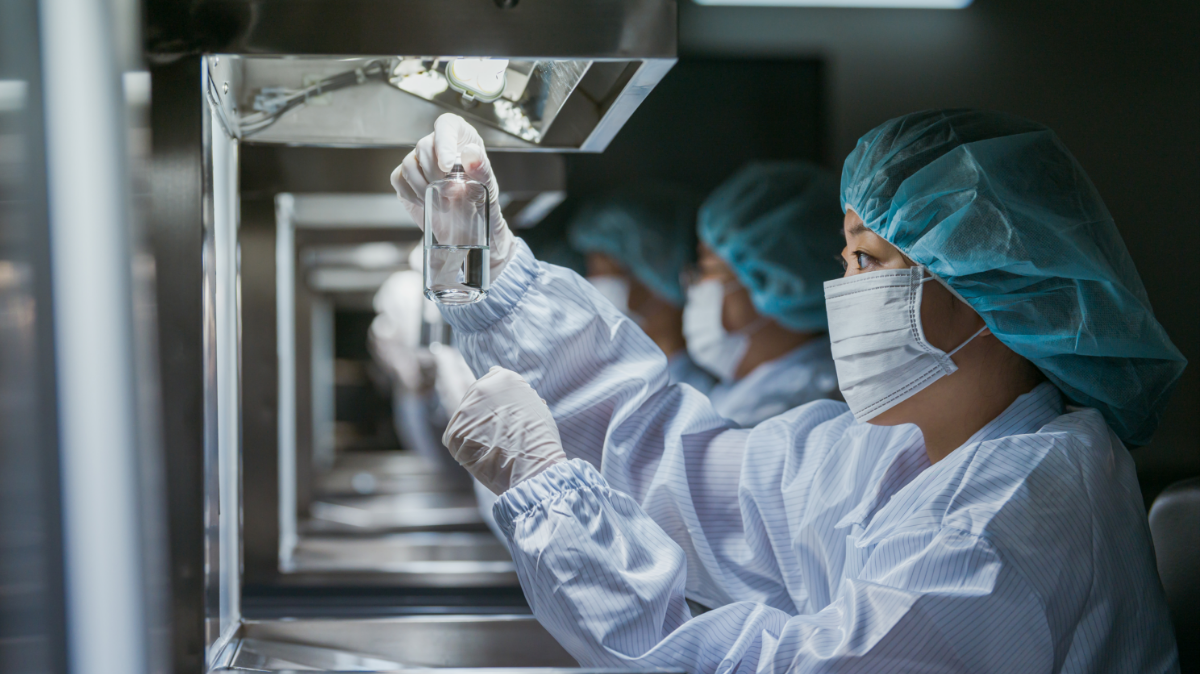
909,267,939,357
948,324,990,358
739,314,771,338
921,268,990,361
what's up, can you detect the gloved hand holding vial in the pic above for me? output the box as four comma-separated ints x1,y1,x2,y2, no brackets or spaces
391,113,515,304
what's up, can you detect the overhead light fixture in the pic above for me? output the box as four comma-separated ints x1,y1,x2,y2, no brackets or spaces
692,0,971,7
446,58,510,103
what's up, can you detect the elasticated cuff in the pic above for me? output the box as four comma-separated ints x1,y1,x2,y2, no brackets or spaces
493,459,606,535
439,238,539,333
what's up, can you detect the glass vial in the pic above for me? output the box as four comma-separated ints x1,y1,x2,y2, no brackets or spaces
424,161,490,304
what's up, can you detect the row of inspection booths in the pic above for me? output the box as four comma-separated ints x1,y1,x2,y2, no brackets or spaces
2,0,682,672
10,0,1195,671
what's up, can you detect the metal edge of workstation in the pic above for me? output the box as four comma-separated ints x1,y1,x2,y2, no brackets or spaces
201,54,676,152
150,57,211,674
162,0,677,152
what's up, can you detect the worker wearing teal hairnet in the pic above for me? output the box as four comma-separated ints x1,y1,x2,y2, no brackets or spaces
567,184,714,392
687,160,846,426
391,112,1181,670
841,109,1185,446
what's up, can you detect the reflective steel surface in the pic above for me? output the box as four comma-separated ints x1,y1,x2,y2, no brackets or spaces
206,54,674,152
239,616,577,668
305,493,485,533
284,533,516,587
228,638,403,671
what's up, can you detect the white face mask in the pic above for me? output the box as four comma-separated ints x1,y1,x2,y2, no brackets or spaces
588,276,630,317
683,279,767,383
823,266,987,423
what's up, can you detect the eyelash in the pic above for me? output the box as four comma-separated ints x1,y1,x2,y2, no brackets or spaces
838,251,876,272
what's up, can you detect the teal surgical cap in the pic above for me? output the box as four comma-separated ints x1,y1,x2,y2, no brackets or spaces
568,184,702,307
842,109,1186,446
699,161,845,331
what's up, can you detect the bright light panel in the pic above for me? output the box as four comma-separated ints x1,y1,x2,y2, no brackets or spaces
692,0,971,7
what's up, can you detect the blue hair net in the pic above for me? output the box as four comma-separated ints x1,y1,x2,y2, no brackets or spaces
842,109,1186,446
567,184,702,307
699,161,845,331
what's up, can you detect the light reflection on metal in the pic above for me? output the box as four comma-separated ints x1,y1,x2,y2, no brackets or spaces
211,55,669,151
446,57,510,103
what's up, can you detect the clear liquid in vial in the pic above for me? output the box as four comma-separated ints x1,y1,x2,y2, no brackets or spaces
424,244,490,304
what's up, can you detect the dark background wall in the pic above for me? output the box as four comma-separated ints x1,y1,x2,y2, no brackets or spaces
564,58,825,197
677,0,1199,497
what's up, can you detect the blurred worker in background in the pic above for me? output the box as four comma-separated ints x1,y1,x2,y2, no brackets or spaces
369,252,476,479
687,162,845,426
568,185,714,392
393,110,1185,671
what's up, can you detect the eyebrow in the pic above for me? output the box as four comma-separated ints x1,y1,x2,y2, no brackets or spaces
845,222,869,236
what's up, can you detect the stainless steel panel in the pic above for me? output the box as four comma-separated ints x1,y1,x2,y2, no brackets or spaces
240,199,284,588
145,0,676,59
230,638,403,671
282,533,517,587
314,452,470,496
240,616,578,668
205,62,245,657
208,54,675,152
305,492,484,533
292,532,512,569
149,57,209,673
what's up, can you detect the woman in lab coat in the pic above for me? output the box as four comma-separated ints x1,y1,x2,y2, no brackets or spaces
567,184,716,393
685,162,845,426
392,111,1185,672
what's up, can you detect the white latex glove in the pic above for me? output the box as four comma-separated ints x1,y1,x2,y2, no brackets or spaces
442,366,566,495
391,113,515,279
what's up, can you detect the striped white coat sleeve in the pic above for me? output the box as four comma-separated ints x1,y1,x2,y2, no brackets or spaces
495,459,1051,673
441,238,701,470
441,240,795,607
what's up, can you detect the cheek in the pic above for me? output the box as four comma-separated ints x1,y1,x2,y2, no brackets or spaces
722,287,759,332
918,283,960,351
627,280,653,311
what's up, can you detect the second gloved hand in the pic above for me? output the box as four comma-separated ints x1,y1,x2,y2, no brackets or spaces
442,367,566,495
390,113,515,280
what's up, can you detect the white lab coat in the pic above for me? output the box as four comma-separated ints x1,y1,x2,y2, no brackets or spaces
666,350,716,394
708,337,838,427
441,241,1178,673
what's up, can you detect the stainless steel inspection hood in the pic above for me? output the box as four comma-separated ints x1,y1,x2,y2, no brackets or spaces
151,0,677,150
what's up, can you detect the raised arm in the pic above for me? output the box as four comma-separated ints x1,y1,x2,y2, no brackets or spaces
395,115,800,608
441,243,767,608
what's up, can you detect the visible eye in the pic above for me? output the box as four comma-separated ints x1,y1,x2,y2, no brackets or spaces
836,254,848,272
854,251,875,271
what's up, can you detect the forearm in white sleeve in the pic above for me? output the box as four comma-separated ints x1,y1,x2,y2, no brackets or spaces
496,460,1053,674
